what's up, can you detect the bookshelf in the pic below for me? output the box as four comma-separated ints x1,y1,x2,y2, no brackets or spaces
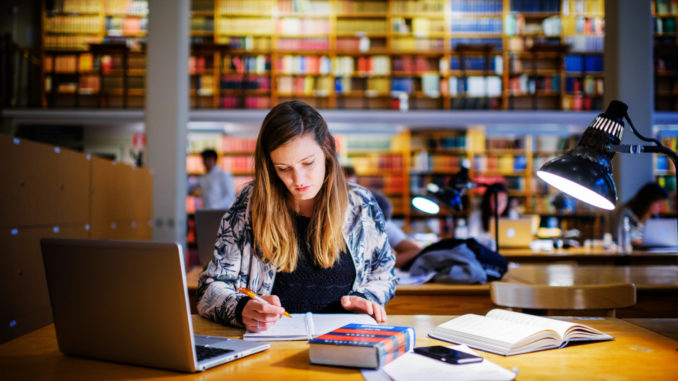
41,0,148,108
404,127,606,236
341,132,410,221
184,127,607,240
40,0,609,110
185,134,256,246
654,129,678,215
653,0,678,110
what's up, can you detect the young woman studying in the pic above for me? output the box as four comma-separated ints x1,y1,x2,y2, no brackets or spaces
609,182,669,245
197,101,396,332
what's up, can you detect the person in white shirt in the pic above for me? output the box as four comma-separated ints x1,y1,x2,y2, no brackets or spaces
371,189,423,267
198,149,236,209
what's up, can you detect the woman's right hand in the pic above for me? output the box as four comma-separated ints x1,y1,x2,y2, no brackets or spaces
241,295,286,332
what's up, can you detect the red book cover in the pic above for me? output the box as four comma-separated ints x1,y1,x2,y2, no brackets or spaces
309,324,415,369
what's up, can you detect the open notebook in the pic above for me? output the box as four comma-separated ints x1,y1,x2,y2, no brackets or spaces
243,313,377,341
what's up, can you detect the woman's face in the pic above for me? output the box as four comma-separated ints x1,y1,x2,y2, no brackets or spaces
270,133,326,209
491,191,509,215
649,199,666,216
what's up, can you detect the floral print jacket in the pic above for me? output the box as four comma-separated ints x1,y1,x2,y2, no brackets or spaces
196,183,397,327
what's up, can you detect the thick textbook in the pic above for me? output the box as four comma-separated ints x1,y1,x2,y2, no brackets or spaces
243,313,377,341
309,323,415,369
429,309,614,356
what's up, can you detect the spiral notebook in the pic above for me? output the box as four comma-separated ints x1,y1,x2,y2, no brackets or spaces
243,313,377,341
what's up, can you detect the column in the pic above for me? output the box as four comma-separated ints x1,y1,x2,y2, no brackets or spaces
604,0,654,203
146,0,190,245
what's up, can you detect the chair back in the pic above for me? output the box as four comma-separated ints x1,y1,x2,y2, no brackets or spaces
195,209,228,266
490,282,636,317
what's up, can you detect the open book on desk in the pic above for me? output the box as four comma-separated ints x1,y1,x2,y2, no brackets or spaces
243,313,377,341
429,309,614,356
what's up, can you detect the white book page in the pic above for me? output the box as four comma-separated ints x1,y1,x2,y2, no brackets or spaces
243,313,312,341
486,309,578,339
435,314,556,346
243,313,377,341
310,313,377,337
383,345,515,381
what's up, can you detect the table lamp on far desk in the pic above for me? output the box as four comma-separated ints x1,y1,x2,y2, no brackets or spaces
411,163,504,252
536,100,678,242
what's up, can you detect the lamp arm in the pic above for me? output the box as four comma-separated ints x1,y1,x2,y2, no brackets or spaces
608,144,678,168
623,113,662,146
608,144,678,219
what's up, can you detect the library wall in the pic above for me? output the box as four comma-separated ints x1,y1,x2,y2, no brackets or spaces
0,134,153,343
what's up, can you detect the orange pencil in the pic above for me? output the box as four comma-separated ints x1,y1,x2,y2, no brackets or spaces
237,287,292,318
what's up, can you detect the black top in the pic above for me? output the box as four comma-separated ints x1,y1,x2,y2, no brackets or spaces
272,215,355,313
235,215,356,323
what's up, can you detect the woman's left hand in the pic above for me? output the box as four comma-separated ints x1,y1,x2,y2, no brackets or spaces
341,295,387,323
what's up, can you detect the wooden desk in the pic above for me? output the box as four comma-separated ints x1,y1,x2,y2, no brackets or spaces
625,318,678,341
501,248,678,266
387,265,678,317
1,315,677,380
187,265,678,317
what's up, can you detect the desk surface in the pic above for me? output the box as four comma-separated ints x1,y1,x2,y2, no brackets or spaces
503,264,678,290
1,315,677,380
624,318,678,341
391,265,678,317
187,265,678,317
500,247,678,256
394,265,678,293
187,263,678,293
500,247,678,265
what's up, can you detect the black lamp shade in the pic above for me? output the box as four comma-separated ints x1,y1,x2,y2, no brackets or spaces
536,153,616,210
536,100,628,211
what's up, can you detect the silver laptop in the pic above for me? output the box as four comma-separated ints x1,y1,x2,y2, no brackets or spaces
195,209,227,266
490,216,539,248
40,238,269,372
641,218,678,249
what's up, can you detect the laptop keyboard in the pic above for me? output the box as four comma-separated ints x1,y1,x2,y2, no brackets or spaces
195,345,233,361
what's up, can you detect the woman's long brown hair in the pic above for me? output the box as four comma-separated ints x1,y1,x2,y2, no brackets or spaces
251,101,348,272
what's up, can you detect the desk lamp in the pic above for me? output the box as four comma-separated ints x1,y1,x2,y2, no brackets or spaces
411,166,504,251
537,100,678,235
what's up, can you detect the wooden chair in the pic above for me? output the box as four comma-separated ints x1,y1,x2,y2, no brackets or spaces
489,282,637,317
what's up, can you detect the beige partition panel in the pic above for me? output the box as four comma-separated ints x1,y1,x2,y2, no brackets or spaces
1,135,153,343
131,166,153,223
0,135,90,228
90,158,152,240
0,225,89,343
89,221,152,240
55,149,90,224
90,156,117,225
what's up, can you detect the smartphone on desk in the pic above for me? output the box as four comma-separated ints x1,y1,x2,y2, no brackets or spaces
413,345,483,365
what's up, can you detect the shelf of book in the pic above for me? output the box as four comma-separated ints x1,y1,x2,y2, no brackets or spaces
41,0,148,108
404,127,608,235
654,0,678,110
39,0,613,110
654,133,678,214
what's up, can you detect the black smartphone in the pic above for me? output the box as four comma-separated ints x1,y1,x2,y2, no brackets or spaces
413,345,483,364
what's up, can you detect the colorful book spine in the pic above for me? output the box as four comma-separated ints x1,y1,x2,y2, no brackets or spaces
309,323,415,368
